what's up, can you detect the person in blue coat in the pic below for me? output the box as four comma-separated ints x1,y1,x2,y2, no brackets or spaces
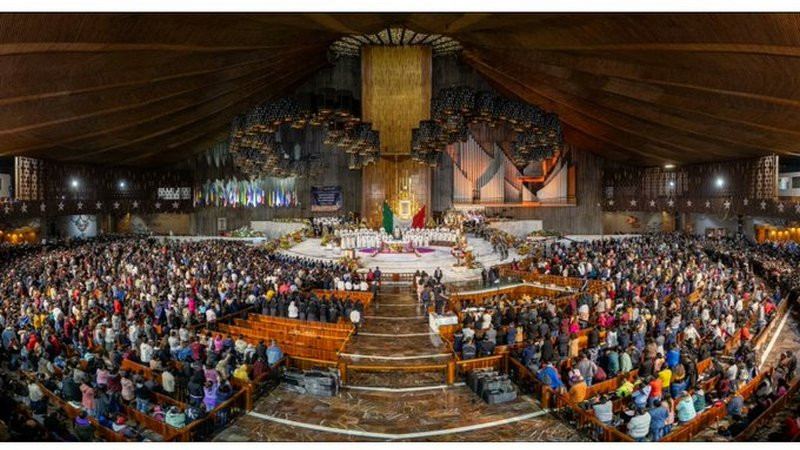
537,362,564,391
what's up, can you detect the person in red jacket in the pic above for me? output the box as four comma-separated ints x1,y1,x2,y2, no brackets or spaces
26,333,38,352
649,375,664,407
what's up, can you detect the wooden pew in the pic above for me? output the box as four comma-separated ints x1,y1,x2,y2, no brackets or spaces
246,313,353,334
310,289,375,309
23,373,130,442
735,376,800,441
244,314,352,337
214,324,339,361
230,319,347,350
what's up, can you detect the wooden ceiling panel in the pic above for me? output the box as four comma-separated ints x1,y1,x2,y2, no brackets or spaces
0,13,798,166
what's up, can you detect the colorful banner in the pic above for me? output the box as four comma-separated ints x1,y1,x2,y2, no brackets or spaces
311,186,342,212
195,177,298,209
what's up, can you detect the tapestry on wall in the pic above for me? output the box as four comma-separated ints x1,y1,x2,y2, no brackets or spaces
311,186,342,212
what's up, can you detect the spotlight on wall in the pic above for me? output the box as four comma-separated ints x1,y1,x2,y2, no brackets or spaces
668,181,675,188
70,178,79,189
716,177,725,188
118,180,127,189
664,164,675,169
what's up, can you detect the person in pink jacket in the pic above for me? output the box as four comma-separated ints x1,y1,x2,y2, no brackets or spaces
80,382,95,416
120,372,135,402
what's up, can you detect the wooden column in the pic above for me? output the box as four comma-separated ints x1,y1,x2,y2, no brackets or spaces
338,361,348,385
446,360,456,385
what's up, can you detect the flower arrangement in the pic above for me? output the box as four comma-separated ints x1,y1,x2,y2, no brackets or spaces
339,255,361,271
527,229,559,238
263,240,278,253
320,234,332,247
229,226,265,238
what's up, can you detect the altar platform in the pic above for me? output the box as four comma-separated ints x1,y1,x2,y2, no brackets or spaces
276,236,519,283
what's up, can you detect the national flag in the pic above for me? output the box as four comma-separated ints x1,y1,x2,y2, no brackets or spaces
382,201,394,234
412,205,426,229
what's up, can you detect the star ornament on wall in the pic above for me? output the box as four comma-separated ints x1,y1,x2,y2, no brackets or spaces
58,202,64,211
760,201,767,210
795,203,800,214
132,200,139,209
608,199,615,206
686,200,693,207
113,202,120,210
724,200,731,209
21,203,27,213
155,202,161,209
649,200,656,208
77,202,83,210
630,199,637,207
778,202,785,213
3,205,10,214
667,199,674,207
95,201,102,210
705,201,711,208
172,201,179,209
743,198,749,206
40,203,46,212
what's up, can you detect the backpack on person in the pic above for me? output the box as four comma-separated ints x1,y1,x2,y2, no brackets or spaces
594,365,607,382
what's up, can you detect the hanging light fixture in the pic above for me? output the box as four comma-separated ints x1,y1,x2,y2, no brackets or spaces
413,86,563,167
229,90,380,178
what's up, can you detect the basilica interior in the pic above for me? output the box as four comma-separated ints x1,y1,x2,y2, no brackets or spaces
1,12,800,445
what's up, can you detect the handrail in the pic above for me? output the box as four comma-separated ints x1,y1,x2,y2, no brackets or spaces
287,355,340,367
346,363,449,372
188,305,255,331
170,387,248,441
22,372,130,442
734,376,800,441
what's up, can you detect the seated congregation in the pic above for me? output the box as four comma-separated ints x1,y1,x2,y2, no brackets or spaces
446,234,797,441
0,237,371,441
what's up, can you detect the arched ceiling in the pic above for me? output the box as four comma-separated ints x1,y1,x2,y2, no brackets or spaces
0,13,798,166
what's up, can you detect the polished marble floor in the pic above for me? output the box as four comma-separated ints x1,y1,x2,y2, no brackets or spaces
213,285,584,441
214,385,583,442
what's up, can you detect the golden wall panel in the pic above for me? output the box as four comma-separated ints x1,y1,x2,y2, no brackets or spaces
361,45,432,155
360,45,432,224
362,156,431,228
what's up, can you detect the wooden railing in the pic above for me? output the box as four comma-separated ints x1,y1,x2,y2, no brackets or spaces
287,355,340,371
660,368,771,442
170,388,249,441
449,283,566,305
311,289,375,309
735,376,800,441
188,305,255,331
753,295,790,353
214,324,340,361
22,372,130,442
231,319,347,350
120,402,181,440
507,357,548,405
230,357,288,411
455,353,507,375
245,313,353,333
549,387,634,442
